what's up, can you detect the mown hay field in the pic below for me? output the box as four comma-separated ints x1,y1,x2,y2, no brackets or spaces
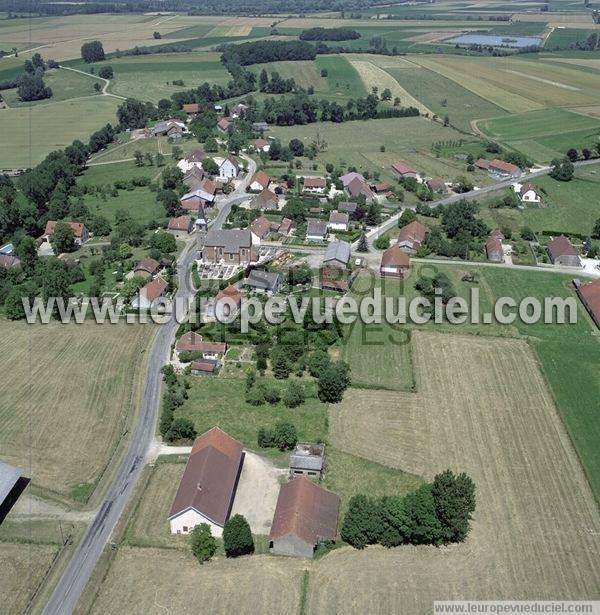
0,542,59,615
0,96,120,168
0,321,153,501
325,331,600,610
90,548,307,615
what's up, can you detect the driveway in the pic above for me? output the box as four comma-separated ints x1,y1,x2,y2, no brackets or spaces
230,451,287,535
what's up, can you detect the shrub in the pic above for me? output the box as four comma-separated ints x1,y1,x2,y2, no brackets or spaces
283,381,305,408
189,523,216,564
223,514,254,557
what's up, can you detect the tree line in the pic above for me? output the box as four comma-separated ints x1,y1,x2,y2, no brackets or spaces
299,27,361,41
341,470,476,549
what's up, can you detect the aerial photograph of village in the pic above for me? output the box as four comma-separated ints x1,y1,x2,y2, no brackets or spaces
0,0,599,613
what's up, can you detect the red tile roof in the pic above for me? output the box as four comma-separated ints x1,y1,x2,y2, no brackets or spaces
176,332,227,355
134,258,160,275
391,160,416,175
251,170,270,189
381,245,410,269
254,138,268,149
269,476,340,545
489,159,520,174
475,158,491,170
250,216,273,239
398,220,427,246
44,220,86,238
140,277,168,302
168,215,193,232
182,103,200,113
485,237,503,256
191,360,218,373
217,117,231,131
547,235,577,259
578,279,600,327
169,428,243,525
216,284,242,306
304,177,326,189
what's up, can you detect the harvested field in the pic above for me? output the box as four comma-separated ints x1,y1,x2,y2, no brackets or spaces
0,321,153,501
90,548,306,615
348,56,433,116
0,542,59,615
327,331,600,608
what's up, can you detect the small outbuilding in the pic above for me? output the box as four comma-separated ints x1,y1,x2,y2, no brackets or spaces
289,443,325,478
244,269,282,294
0,461,29,525
269,476,340,558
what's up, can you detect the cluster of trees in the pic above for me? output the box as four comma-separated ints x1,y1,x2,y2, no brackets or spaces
219,40,316,67
550,158,575,182
81,40,105,63
258,69,296,94
341,470,476,549
257,420,298,450
420,200,489,260
566,143,600,163
114,43,193,58
415,271,457,305
567,32,599,51
17,72,52,102
299,27,360,41
159,365,197,443
244,368,308,408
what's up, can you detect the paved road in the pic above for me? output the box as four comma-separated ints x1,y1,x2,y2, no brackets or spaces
356,158,600,249
42,155,256,615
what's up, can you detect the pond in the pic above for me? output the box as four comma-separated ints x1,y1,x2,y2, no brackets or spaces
446,34,542,48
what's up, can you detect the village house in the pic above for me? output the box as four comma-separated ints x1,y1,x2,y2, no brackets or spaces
516,182,541,204
180,179,217,208
337,201,358,216
306,219,329,242
177,149,205,173
426,177,448,194
269,476,340,558
208,284,243,320
231,103,248,119
183,166,205,192
152,119,187,139
328,211,350,232
320,266,349,293
391,160,417,180
380,245,410,278
43,221,89,246
216,117,231,134
289,443,325,479
475,158,491,171
133,258,160,280
218,155,240,180
323,240,351,269
277,217,294,237
397,220,427,254
249,216,275,240
168,427,243,537
191,359,220,376
249,170,271,192
250,188,278,211
485,236,504,263
252,121,269,132
182,103,200,115
339,171,365,188
346,177,374,203
303,177,327,194
176,331,227,359
131,276,168,309
547,235,581,268
576,278,600,329
201,229,259,265
253,137,270,153
167,215,194,237
370,182,392,194
487,159,522,179
244,269,282,294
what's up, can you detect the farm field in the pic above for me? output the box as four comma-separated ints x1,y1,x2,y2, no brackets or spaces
480,167,600,235
410,53,600,112
0,320,153,502
1,66,101,107
0,96,119,168
90,547,306,615
375,57,508,132
269,117,492,184
96,52,231,103
478,108,600,162
0,542,59,615
326,331,600,610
